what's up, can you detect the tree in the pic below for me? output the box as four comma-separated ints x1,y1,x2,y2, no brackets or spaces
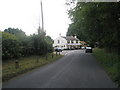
4,27,26,40
45,36,54,52
66,2,120,53
2,32,21,60
2,27,54,60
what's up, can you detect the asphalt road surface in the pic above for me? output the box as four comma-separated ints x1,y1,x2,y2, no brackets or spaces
3,50,117,88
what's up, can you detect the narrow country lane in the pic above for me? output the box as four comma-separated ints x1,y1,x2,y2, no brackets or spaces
3,50,117,88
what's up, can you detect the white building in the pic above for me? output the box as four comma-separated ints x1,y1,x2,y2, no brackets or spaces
53,35,81,49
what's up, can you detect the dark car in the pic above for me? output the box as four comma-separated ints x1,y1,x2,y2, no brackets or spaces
85,47,92,53
54,48,62,52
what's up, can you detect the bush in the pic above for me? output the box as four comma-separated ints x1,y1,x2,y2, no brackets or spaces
2,32,21,60
93,48,120,87
2,28,54,61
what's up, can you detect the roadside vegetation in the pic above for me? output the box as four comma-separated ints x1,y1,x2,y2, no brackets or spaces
66,1,120,87
2,27,53,60
3,54,63,82
93,48,120,87
66,1,119,52
2,27,62,82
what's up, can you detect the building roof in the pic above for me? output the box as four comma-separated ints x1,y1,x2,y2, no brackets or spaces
80,41,87,44
61,36,79,41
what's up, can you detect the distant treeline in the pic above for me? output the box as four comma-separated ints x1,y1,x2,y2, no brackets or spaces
2,27,53,60
66,2,120,54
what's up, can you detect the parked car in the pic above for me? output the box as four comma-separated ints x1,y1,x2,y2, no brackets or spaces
85,47,92,53
54,48,62,52
81,46,86,49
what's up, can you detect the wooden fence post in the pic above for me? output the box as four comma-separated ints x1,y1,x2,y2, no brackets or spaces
46,54,48,60
15,60,19,69
59,51,60,55
36,56,39,63
52,53,54,58
56,51,57,56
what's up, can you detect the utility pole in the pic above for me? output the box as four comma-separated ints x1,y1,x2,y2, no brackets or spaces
41,0,44,31
38,0,44,35
38,0,41,35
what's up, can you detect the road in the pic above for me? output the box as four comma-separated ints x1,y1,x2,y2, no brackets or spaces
3,50,117,88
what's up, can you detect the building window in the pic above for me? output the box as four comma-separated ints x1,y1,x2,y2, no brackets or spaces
71,40,73,43
67,41,70,43
76,40,78,43
58,40,60,44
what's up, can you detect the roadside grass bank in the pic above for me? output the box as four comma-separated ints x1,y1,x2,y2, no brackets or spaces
93,48,120,87
2,53,63,82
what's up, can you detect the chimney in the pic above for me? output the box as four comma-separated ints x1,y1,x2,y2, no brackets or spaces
59,33,61,36
74,35,77,38
73,34,77,38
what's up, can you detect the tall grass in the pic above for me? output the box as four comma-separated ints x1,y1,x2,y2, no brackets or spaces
2,53,63,82
93,48,120,87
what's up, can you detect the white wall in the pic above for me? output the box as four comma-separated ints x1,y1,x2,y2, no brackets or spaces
67,40,81,45
53,36,67,49
53,36,82,49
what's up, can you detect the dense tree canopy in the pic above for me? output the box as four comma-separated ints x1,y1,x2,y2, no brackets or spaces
66,2,120,53
4,28,26,40
2,32,21,59
2,28,53,61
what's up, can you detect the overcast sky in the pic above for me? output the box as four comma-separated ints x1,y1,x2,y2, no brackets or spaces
0,0,71,39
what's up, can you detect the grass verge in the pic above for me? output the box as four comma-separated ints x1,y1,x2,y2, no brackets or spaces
2,53,63,82
93,48,120,87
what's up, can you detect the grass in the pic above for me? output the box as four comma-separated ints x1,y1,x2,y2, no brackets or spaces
2,53,63,82
93,48,120,87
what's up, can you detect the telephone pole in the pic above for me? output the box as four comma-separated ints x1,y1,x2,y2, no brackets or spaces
41,0,44,31
38,0,44,35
